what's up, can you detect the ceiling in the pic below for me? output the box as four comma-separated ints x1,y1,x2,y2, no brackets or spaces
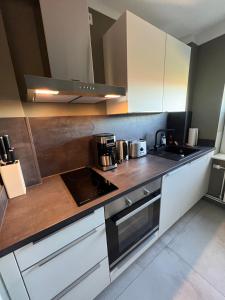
88,0,225,44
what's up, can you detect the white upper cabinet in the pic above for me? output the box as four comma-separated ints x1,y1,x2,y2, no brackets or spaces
127,12,166,113
104,11,191,114
39,0,94,83
104,11,166,114
163,34,191,112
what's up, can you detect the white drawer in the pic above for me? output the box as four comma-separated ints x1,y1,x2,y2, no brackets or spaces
22,224,107,300
58,258,110,300
15,207,104,271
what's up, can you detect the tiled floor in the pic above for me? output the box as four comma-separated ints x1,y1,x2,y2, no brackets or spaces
96,199,225,300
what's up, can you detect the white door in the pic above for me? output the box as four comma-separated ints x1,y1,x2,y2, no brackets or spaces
0,277,10,300
163,34,191,112
159,163,189,235
0,253,29,300
160,152,213,235
127,11,166,113
182,153,212,213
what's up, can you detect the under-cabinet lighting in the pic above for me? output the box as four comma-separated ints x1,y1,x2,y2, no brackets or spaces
104,94,121,99
35,89,59,95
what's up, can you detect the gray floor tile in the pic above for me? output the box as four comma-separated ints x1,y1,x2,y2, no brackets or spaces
118,247,224,300
169,202,225,296
136,238,166,269
160,223,180,245
174,199,207,233
95,262,142,300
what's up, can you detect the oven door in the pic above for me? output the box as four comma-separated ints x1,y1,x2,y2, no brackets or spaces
105,192,160,269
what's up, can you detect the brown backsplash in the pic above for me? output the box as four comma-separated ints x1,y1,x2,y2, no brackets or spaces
29,113,167,177
0,118,41,186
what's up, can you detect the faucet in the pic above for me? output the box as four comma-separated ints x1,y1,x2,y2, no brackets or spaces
154,129,175,151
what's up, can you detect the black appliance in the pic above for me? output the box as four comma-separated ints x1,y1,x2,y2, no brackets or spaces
167,111,192,145
61,167,118,206
94,133,117,171
105,178,161,270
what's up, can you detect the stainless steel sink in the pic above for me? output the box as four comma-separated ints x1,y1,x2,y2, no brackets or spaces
150,146,200,161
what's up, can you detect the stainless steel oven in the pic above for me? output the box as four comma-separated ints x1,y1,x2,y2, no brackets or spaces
105,178,161,270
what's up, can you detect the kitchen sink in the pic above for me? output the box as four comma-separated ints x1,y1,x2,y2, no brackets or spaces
150,146,201,161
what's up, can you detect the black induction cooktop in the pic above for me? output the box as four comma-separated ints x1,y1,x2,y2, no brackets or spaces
61,167,118,206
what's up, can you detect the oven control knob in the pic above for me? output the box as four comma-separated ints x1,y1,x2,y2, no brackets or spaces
125,197,133,206
143,188,150,196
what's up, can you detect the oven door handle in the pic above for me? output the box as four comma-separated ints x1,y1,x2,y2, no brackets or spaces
115,194,161,226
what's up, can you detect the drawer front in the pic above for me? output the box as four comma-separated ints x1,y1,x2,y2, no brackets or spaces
22,224,107,300
57,258,110,300
15,207,104,271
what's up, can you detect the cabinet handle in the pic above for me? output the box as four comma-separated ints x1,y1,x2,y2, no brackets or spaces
51,262,101,300
0,273,12,300
116,194,161,226
24,228,97,273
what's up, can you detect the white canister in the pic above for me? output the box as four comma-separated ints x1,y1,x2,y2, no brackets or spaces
0,160,26,198
187,128,199,146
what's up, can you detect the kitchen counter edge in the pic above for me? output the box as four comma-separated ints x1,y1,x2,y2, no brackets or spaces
0,146,214,257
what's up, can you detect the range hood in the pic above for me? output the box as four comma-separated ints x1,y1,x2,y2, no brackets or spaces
24,0,126,104
25,75,126,103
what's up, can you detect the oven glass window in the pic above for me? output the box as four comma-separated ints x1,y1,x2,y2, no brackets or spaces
118,204,155,254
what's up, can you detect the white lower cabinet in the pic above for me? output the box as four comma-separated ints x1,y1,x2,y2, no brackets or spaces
22,223,108,300
0,253,29,300
0,207,110,300
0,154,214,300
159,152,213,235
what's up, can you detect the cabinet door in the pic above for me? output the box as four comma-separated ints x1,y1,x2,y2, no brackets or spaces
0,277,10,300
39,0,94,82
163,34,191,112
160,152,213,235
183,153,212,211
127,11,166,113
159,164,189,235
0,253,29,300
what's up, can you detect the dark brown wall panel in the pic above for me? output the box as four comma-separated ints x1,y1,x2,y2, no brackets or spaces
29,114,167,177
0,118,41,186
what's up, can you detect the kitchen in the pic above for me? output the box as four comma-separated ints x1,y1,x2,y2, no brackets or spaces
0,0,225,299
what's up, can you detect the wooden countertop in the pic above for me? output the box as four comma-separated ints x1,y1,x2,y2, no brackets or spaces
0,147,214,257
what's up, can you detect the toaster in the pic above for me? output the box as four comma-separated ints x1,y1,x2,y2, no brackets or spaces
129,139,147,158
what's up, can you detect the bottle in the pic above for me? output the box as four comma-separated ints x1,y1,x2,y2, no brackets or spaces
161,133,167,146
168,134,174,146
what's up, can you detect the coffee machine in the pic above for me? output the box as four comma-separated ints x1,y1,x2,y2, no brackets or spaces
94,133,117,171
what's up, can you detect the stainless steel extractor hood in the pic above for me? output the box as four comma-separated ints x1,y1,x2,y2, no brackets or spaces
24,0,126,104
25,75,126,103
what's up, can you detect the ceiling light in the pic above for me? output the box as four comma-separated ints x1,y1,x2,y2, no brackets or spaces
104,94,121,99
35,89,59,95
